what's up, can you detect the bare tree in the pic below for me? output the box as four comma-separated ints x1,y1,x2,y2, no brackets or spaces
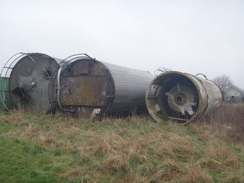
213,75,234,95
240,89,244,102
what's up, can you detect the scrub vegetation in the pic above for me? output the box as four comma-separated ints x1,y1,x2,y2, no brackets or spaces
0,103,243,183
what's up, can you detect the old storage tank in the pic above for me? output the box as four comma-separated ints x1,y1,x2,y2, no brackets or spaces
55,54,154,118
224,89,242,103
145,71,223,125
5,53,62,113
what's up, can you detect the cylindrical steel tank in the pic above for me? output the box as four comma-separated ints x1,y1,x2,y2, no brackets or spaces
54,54,154,118
224,89,242,103
6,53,62,113
145,71,223,124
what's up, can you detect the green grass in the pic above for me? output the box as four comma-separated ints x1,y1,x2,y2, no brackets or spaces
0,137,66,183
0,109,243,183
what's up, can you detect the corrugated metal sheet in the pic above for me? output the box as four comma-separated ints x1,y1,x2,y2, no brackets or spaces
103,61,154,113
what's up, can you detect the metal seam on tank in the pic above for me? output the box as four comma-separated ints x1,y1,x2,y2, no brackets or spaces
99,62,116,115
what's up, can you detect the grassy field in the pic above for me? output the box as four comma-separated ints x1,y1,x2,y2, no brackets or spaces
0,104,243,183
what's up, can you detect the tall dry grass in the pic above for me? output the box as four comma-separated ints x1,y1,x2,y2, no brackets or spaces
191,103,244,142
0,106,244,182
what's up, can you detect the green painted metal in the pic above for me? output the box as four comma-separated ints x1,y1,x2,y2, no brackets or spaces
0,77,12,110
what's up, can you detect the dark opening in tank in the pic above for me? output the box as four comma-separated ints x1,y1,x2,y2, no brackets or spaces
175,94,186,105
44,69,52,79
66,66,73,74
11,87,25,100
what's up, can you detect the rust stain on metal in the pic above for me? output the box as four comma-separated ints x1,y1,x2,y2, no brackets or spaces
60,77,106,106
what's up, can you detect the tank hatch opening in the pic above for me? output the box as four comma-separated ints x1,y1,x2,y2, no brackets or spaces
11,87,26,100
43,69,52,80
11,86,31,105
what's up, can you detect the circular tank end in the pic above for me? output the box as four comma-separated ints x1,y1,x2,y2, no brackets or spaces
9,53,61,113
145,71,208,124
58,59,115,118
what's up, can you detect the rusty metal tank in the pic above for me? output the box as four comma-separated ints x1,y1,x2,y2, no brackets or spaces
54,54,154,118
224,89,242,103
145,71,223,125
4,53,62,113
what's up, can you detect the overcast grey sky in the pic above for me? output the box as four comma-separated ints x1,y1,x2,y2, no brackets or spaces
1,0,243,88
